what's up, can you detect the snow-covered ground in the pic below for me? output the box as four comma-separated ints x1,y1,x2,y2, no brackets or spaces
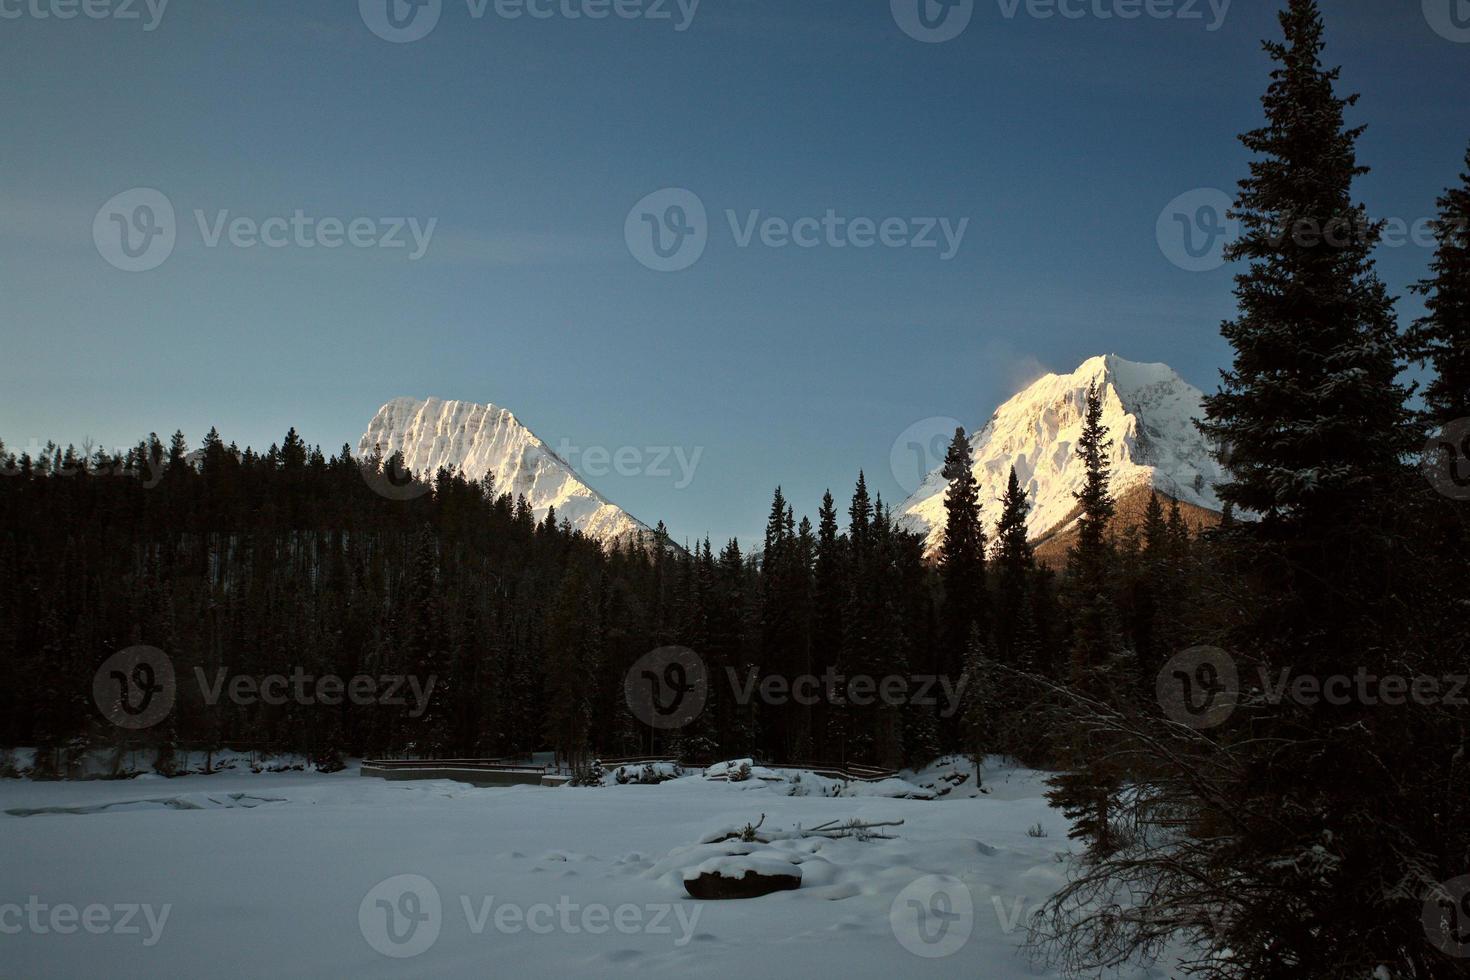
0,759,1176,979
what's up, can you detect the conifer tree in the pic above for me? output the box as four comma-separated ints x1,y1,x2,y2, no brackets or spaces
848,471,871,544
810,491,845,759
758,488,800,758
280,427,307,471
543,564,596,769
1047,381,1123,857
1165,498,1189,556
166,430,189,473
938,429,986,744
1185,7,1445,968
1199,0,1412,536
836,473,883,762
1142,491,1167,555
1065,382,1119,689
1030,7,1450,974
957,625,996,788
991,467,1036,669
1130,492,1169,684
1410,142,1470,427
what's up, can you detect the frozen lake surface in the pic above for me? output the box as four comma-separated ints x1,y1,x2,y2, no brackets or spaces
0,759,1175,979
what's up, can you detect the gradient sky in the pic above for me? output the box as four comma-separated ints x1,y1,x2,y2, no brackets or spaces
3,0,1468,546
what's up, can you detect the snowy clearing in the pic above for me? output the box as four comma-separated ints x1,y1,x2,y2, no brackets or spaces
0,759,1179,979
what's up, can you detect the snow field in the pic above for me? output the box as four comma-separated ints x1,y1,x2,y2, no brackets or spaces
0,759,1178,979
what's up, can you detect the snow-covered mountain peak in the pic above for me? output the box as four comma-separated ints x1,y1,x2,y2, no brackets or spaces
895,355,1226,554
359,397,657,547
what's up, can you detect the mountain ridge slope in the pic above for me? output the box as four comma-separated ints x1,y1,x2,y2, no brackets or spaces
894,354,1228,556
359,396,657,546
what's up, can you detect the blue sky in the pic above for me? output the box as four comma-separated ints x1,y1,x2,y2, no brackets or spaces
2,0,1467,546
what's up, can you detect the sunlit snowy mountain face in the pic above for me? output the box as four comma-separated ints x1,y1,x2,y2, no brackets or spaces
895,355,1228,555
360,397,657,546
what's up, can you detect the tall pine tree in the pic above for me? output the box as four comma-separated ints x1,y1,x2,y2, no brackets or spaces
1031,7,1451,975
1047,380,1123,857
1409,141,1470,428
937,428,986,747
